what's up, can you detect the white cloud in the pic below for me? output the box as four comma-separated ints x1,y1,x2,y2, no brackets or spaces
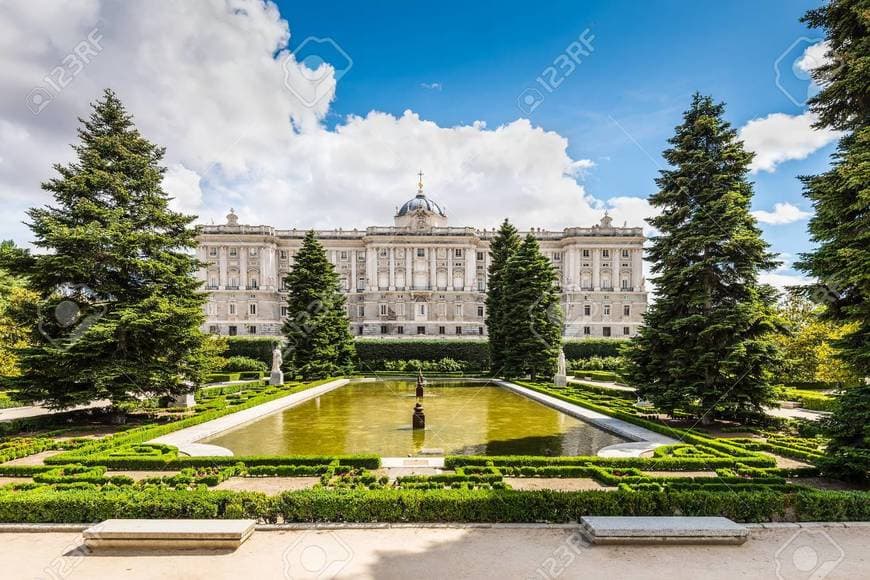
420,82,442,91
0,0,653,246
759,272,812,296
739,111,840,173
752,202,811,225
796,41,832,76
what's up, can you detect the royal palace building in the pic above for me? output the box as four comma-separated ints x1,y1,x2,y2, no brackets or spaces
195,178,647,339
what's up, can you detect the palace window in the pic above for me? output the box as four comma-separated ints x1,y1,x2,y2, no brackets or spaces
249,247,258,256
208,325,219,334
624,305,631,316
623,326,630,336
622,249,630,258
379,304,388,316
209,247,217,257
281,306,289,317
379,248,388,257
603,327,612,337
604,304,611,316
249,303,257,316
340,251,348,260
476,251,484,261
417,248,426,257
439,326,445,335
280,250,288,260
397,303,405,317
621,279,629,289
380,325,388,334
582,249,590,258
455,326,462,335
455,304,463,317
229,248,238,257
357,305,365,317
229,303,236,315
417,326,425,335
454,248,463,257
583,326,590,335
477,306,484,317
602,249,610,258
397,326,404,335
228,325,237,336
248,325,257,335
584,304,591,316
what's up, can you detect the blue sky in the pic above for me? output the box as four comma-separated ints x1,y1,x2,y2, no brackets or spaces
277,0,834,278
2,1,839,291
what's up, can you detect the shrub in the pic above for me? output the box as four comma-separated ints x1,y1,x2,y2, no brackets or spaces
222,356,268,373
563,339,629,360
355,339,489,371
567,356,624,372
225,337,280,366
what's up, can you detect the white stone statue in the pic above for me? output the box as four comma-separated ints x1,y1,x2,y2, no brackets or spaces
554,349,567,387
270,347,284,386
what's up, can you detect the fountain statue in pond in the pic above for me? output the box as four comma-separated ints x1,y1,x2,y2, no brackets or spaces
270,346,284,386
416,369,425,399
554,348,567,387
412,370,426,429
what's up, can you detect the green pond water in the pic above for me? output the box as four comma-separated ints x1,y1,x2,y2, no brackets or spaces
201,381,626,457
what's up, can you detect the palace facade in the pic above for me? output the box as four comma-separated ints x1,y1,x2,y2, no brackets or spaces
195,181,647,339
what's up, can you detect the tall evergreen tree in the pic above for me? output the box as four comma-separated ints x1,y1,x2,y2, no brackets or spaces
624,93,782,421
796,0,869,481
282,230,355,379
484,219,521,372
5,89,210,412
502,234,562,380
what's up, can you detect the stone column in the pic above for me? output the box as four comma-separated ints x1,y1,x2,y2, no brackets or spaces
465,245,476,291
388,247,396,290
259,247,268,289
405,247,412,289
367,246,377,290
447,249,454,291
219,246,228,288
429,247,436,290
592,248,600,291
632,248,643,291
351,250,357,291
240,248,248,289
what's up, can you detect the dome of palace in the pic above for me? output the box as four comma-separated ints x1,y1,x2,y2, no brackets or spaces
396,193,447,217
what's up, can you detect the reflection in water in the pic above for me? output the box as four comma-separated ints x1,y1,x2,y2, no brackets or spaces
202,381,627,456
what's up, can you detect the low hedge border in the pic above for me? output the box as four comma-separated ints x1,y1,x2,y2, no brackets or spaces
1,487,869,523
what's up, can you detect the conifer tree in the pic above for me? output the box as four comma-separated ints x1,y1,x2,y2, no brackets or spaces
624,93,781,421
484,219,521,372
5,90,210,412
282,230,356,379
502,234,562,380
797,0,869,481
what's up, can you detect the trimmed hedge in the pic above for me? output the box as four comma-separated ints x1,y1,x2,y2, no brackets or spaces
563,339,629,359
355,339,490,371
225,337,280,366
2,487,869,523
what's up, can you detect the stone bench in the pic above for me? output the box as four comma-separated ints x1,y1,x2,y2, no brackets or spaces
580,516,749,545
83,519,256,550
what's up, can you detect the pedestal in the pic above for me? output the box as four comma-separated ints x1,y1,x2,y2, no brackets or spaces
173,392,196,408
270,370,284,386
554,374,567,387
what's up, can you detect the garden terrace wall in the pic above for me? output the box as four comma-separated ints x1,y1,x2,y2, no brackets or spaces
355,339,490,370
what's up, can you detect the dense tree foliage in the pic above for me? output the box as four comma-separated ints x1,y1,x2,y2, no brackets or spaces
3,90,211,411
484,219,521,373
501,234,563,380
0,242,37,377
282,231,355,379
797,0,869,481
624,94,782,422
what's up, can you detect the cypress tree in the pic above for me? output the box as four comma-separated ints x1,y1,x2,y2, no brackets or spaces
6,89,210,412
623,93,782,422
796,0,869,481
484,219,521,373
282,230,356,379
502,234,562,380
